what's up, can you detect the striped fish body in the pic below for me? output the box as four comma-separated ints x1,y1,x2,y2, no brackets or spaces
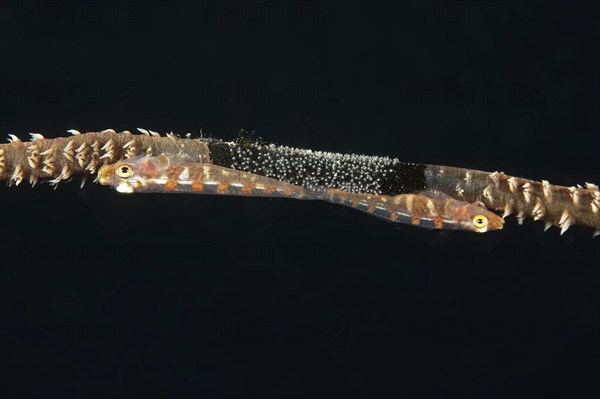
98,155,504,233
98,154,317,199
322,188,503,232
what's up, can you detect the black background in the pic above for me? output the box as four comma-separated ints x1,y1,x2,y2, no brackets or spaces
0,1,598,398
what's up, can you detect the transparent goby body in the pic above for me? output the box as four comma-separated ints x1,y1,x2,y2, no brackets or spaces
97,154,504,233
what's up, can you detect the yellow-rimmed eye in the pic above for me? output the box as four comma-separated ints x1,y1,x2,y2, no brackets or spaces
473,215,488,229
116,164,134,178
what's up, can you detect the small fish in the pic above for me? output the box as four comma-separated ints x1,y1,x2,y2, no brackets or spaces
98,154,504,233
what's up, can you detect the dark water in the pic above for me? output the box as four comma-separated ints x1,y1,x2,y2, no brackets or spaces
0,2,598,398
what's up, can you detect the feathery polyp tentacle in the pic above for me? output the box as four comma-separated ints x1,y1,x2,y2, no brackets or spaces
424,165,600,232
0,130,211,186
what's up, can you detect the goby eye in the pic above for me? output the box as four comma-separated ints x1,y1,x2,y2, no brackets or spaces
473,215,488,229
117,164,134,178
